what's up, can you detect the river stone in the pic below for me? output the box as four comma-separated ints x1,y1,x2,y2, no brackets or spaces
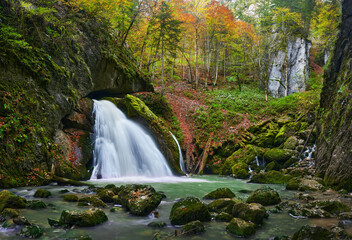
170,197,211,225
292,225,333,240
0,190,27,212
59,208,108,227
34,189,51,198
250,170,293,184
181,220,205,236
264,148,294,163
207,199,239,214
226,218,255,237
308,200,351,215
63,194,79,202
20,225,43,238
148,221,167,228
214,212,233,222
338,212,352,220
286,178,324,191
203,188,236,199
97,189,115,203
246,188,281,206
27,200,47,209
2,208,19,218
283,136,300,150
13,216,30,226
232,202,268,225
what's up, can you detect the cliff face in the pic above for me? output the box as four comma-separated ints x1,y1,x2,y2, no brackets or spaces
268,37,311,98
0,0,152,187
316,0,352,190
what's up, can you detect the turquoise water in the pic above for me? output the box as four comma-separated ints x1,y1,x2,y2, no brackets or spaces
2,176,308,239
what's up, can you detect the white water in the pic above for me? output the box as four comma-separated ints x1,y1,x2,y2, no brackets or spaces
90,100,173,179
170,132,187,174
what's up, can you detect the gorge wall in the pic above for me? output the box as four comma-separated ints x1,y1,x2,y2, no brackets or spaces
316,0,352,190
0,0,152,187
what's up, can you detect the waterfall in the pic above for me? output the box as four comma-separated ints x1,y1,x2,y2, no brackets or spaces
90,100,173,179
170,132,187,174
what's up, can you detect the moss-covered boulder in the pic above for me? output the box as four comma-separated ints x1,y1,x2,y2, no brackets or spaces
266,161,281,171
203,188,236,200
286,178,324,191
0,190,27,212
207,199,240,214
214,212,233,222
170,197,211,225
308,200,351,215
181,220,205,236
232,162,250,179
148,221,167,228
13,216,30,226
63,194,79,202
226,218,255,237
2,208,20,218
59,208,108,227
27,200,47,209
251,130,278,148
283,136,300,150
246,188,281,206
232,202,268,225
264,148,295,163
34,189,51,198
292,225,333,240
104,184,121,195
20,225,43,238
97,189,115,203
250,171,293,184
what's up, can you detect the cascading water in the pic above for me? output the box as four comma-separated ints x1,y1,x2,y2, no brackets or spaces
90,100,173,179
170,132,187,174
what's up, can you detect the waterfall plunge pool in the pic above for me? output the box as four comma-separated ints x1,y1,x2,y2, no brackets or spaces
2,175,318,240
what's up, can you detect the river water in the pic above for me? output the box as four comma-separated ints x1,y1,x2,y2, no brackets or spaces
1,175,314,239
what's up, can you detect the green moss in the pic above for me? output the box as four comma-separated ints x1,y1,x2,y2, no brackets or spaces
264,148,294,163
59,209,108,227
62,194,79,202
226,218,255,237
181,220,205,236
232,202,268,225
0,190,27,212
203,188,236,200
250,171,293,184
232,162,250,179
246,188,281,206
214,212,233,222
207,199,239,214
34,189,51,198
27,200,47,209
20,225,43,238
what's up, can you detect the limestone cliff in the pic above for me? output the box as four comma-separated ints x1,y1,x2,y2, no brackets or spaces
0,0,152,187
316,0,352,190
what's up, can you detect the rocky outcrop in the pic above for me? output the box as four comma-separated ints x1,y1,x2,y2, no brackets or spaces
268,37,311,98
0,0,152,187
316,0,352,191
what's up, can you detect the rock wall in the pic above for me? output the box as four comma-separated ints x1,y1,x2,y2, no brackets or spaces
0,0,152,187
316,0,352,191
268,38,311,98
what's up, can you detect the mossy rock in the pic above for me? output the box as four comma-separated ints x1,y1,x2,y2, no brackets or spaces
292,225,333,240
63,194,79,202
286,178,301,190
214,212,233,222
2,208,20,218
226,145,262,166
308,200,351,215
97,189,115,203
203,188,236,200
148,221,167,228
169,197,211,225
250,171,293,184
90,197,107,208
232,162,250,179
246,188,281,206
13,216,30,226
251,130,278,148
0,190,27,212
264,148,295,163
181,220,205,236
20,225,43,238
34,189,51,198
59,208,108,227
283,136,300,150
104,184,120,195
110,207,123,213
226,218,255,238
283,157,299,168
266,161,281,171
207,199,240,214
27,200,47,209
232,202,268,225
286,178,324,191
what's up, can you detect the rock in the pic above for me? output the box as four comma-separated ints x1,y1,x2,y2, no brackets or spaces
13,216,30,225
250,170,293,184
20,225,43,239
59,208,108,227
246,188,281,206
207,199,239,214
34,189,51,198
181,220,205,236
27,200,47,209
251,131,277,148
104,184,120,195
232,202,268,225
169,197,211,225
90,197,107,208
148,221,167,228
48,218,61,227
2,208,19,218
283,136,300,150
214,212,233,222
338,212,352,220
286,177,324,191
63,194,79,202
308,200,351,215
264,148,295,163
0,190,27,211
97,189,115,203
292,225,333,240
110,207,123,213
266,161,281,171
232,162,250,179
226,218,255,237
203,188,236,199
2,219,15,228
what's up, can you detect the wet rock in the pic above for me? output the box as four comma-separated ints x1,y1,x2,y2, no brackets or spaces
90,196,107,208
286,177,324,191
264,148,295,163
2,208,19,218
13,216,30,225
110,207,123,213
104,184,120,195
2,219,15,228
34,189,51,198
296,193,315,202
226,218,255,237
214,212,233,222
246,187,281,206
308,200,351,215
170,197,211,225
203,188,236,200
63,194,79,202
181,220,205,236
59,208,108,227
48,218,61,227
27,200,47,209
283,136,300,150
97,189,115,203
232,202,268,225
0,190,27,211
207,199,239,214
250,170,293,184
20,225,43,239
148,221,167,228
292,225,333,240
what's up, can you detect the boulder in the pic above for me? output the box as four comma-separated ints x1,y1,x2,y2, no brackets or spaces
308,200,351,215
232,202,268,225
264,148,295,163
283,136,300,150
0,190,27,212
34,189,51,198
203,188,236,200
338,212,352,220
13,216,30,226
214,212,233,222
59,208,108,227
250,171,293,184
226,218,255,237
148,221,167,228
286,178,324,191
27,200,47,209
2,208,19,218
181,220,205,236
169,197,211,225
63,194,79,202
20,225,43,239
97,189,115,203
292,225,333,240
207,199,239,214
246,188,281,206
